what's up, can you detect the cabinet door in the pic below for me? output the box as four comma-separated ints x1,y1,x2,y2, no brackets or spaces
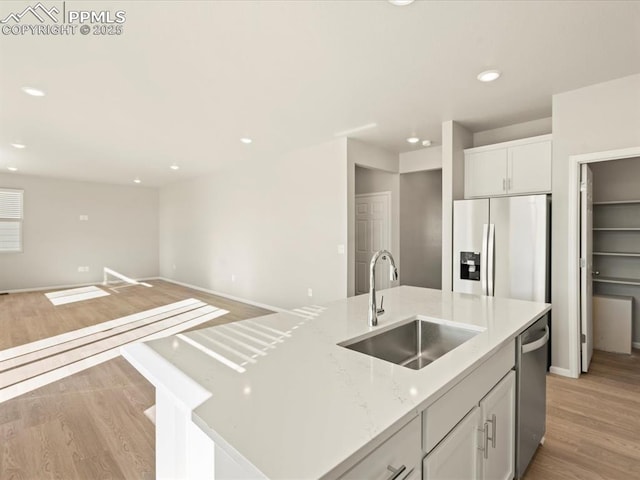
423,406,481,480
480,371,515,480
465,149,508,198
340,417,421,480
508,141,551,194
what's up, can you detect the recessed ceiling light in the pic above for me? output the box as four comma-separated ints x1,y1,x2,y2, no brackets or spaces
240,137,253,145
7,166,18,172
133,178,141,184
170,164,180,170
21,86,45,97
388,0,415,5
477,70,501,82
10,143,26,149
407,137,420,144
422,140,432,147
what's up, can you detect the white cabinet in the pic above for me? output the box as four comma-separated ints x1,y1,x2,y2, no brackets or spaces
480,371,515,480
465,149,508,198
340,416,421,480
423,406,481,479
423,370,516,480
465,135,552,198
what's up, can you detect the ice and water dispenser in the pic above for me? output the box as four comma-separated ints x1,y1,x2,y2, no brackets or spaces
460,252,481,281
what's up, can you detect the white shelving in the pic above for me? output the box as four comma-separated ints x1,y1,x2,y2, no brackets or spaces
592,199,640,347
593,277,640,286
593,228,640,231
593,200,640,205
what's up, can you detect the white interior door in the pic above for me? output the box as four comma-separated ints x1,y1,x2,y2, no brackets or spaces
580,164,594,372
355,193,391,295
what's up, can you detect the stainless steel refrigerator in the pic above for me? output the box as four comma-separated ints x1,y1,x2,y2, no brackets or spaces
453,195,549,302
453,194,550,479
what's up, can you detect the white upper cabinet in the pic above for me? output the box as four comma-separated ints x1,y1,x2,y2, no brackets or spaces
465,149,509,197
465,135,552,198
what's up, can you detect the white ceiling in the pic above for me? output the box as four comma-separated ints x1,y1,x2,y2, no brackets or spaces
1,0,639,187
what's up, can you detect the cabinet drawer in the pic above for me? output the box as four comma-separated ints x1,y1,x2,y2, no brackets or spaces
340,416,421,480
422,340,515,453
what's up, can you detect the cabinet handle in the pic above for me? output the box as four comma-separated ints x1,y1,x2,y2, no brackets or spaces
508,178,512,190
487,413,497,448
502,178,506,191
386,464,407,480
479,424,489,459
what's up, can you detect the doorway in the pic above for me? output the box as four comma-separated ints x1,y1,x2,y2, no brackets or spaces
569,146,640,376
400,169,443,289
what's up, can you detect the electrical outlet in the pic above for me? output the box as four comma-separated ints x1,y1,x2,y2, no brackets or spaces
79,215,89,221
77,266,89,272
307,288,313,297
337,244,345,254
231,274,236,282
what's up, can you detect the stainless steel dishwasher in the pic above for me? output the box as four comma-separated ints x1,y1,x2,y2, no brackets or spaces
515,314,550,479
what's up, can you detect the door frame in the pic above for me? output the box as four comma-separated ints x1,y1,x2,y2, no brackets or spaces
567,146,640,378
354,191,392,295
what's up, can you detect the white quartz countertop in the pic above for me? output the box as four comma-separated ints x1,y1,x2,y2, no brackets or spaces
123,286,550,479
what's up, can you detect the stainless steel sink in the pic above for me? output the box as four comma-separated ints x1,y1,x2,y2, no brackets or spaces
340,319,480,370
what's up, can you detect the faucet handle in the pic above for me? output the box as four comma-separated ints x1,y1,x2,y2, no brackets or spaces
377,295,385,315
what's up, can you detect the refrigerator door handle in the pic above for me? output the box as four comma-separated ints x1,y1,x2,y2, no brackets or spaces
481,224,489,295
487,224,495,297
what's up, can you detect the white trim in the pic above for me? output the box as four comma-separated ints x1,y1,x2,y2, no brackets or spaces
0,277,158,295
549,366,575,378
567,146,640,379
157,277,283,313
633,342,640,350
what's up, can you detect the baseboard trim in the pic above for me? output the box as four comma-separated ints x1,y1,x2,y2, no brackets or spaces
549,366,576,378
157,277,284,313
633,342,640,350
0,277,159,295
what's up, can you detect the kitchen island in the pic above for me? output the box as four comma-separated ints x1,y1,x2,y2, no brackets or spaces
122,286,550,479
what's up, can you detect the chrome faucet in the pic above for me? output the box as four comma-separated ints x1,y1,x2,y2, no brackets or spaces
368,250,398,327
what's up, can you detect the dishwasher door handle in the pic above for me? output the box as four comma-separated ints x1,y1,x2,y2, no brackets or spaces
522,325,549,354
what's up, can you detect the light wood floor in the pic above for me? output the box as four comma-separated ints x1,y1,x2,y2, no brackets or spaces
0,280,271,479
525,349,640,480
2,284,639,479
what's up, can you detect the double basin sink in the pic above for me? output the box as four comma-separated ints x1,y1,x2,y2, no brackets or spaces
340,317,482,370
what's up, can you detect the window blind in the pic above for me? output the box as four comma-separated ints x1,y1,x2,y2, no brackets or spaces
0,188,24,252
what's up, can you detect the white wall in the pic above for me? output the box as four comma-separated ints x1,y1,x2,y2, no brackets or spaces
347,139,399,296
591,156,640,202
400,170,442,289
159,138,348,310
552,73,640,374
0,174,159,291
473,117,552,147
399,147,442,173
355,166,396,195
441,121,472,292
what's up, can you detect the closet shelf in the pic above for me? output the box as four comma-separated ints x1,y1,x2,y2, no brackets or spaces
593,200,640,205
593,227,640,231
593,276,640,286
593,251,640,257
